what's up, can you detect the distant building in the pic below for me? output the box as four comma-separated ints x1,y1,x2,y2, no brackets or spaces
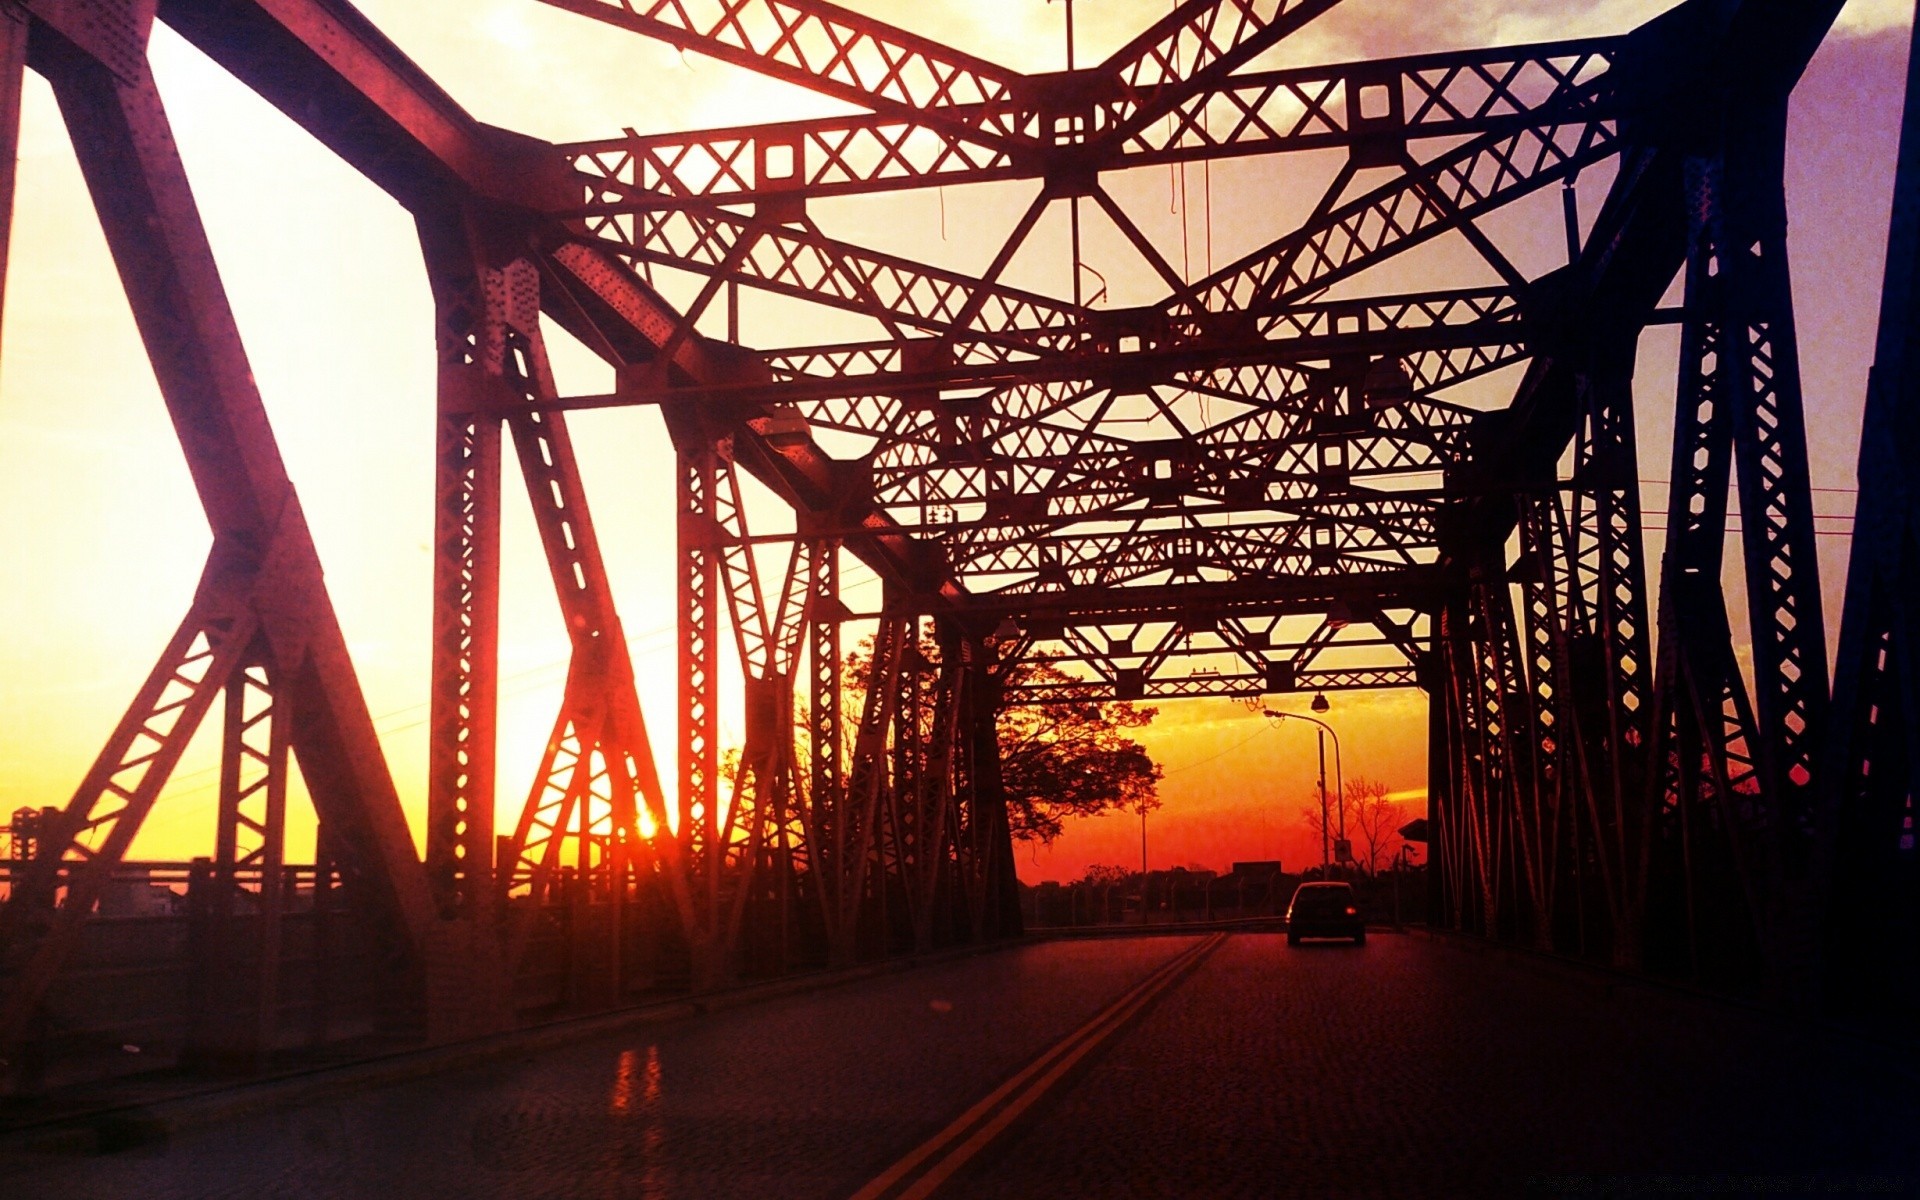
1229,860,1282,878
96,867,181,917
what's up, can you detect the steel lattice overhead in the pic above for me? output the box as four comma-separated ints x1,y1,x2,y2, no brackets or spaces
0,0,1903,1096
536,0,1655,705
537,0,1857,998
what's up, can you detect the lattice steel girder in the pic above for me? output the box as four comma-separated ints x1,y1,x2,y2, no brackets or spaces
808,539,843,838
583,102,1613,350
1035,619,1413,680
3,3,459,1053
1089,0,1345,143
813,613,906,964
475,259,681,931
29,6,431,929
549,288,1527,416
756,286,1524,391
1172,100,1619,327
677,440,724,901
1703,132,1831,856
1006,667,1419,705
883,620,961,953
946,509,1439,587
159,0,575,212
539,241,964,604
536,0,1028,149
868,423,1469,511
421,213,505,923
564,37,1622,211
0,561,258,1054
871,470,1451,537
0,4,24,351
1546,335,1657,965
587,206,1088,352
908,568,1445,627
541,0,1346,156
1824,7,1920,1012
1635,11,1838,996
711,476,811,904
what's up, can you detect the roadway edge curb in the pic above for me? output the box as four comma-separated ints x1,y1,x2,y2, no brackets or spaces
0,936,1027,1155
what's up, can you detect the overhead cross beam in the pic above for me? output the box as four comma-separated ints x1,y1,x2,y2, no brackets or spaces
564,38,1622,211
1,0,1891,1090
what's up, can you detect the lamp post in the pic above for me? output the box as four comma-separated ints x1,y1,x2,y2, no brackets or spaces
1261,706,1345,874
1137,802,1149,925
1393,842,1409,930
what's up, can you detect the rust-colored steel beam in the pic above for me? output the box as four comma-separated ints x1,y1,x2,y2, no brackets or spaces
565,38,1621,212
539,239,963,603
1009,667,1419,705
541,287,1527,414
158,0,574,211
535,0,1027,150
0,4,26,351
2,0,478,1064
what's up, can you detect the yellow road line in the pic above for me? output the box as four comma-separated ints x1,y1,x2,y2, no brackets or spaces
850,932,1227,1200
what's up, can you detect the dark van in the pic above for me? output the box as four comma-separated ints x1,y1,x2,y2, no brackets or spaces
1286,881,1365,945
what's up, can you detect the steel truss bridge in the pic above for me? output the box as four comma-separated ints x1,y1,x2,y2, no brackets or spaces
0,0,1917,1091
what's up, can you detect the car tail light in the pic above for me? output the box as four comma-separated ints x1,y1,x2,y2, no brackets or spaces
1345,906,1357,915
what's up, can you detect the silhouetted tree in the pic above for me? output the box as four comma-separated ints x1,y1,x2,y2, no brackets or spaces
996,657,1162,843
1298,776,1403,875
1343,777,1404,876
845,637,1162,844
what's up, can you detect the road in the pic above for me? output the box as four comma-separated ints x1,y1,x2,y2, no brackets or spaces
2,931,1914,1198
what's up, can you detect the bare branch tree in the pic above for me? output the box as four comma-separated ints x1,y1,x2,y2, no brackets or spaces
1343,777,1403,876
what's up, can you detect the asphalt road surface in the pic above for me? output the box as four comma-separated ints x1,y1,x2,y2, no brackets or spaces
2,931,1914,1198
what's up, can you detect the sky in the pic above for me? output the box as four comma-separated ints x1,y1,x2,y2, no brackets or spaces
0,0,1911,885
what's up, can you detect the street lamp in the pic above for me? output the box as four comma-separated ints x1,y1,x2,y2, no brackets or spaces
1392,841,1413,929
1261,705,1345,874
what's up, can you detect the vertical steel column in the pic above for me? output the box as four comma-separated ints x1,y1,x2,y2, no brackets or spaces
1716,129,1832,873
421,216,501,923
485,259,679,1000
0,584,256,1065
1564,346,1656,965
1514,501,1569,950
818,614,904,965
3,11,444,1061
200,655,290,1069
1472,578,1533,942
969,641,1022,940
883,619,966,952
1825,11,1920,1018
709,458,812,973
677,439,721,909
882,621,927,951
1650,139,1825,994
808,540,843,834
0,3,26,349
1421,641,1454,929
667,431,770,987
1437,589,1495,936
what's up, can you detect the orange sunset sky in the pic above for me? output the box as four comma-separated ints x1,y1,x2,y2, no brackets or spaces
0,0,1911,884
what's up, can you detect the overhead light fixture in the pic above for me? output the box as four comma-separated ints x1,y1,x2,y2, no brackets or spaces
1326,601,1354,630
1311,692,1330,714
1362,357,1414,408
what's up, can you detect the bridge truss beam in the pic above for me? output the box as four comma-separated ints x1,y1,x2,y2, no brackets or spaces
0,0,1900,1096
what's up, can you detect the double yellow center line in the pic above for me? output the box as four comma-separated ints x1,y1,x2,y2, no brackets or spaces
850,932,1229,1200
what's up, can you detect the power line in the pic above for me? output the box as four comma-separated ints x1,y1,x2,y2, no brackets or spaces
1160,724,1274,776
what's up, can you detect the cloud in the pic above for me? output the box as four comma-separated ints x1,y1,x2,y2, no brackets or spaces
1835,0,1915,37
